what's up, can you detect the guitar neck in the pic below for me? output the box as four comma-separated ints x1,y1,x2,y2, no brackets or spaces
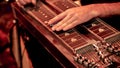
83,18,120,40
16,0,120,68
24,1,91,54
45,0,120,40
46,0,78,13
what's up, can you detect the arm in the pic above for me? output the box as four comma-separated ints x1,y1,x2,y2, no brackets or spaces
93,2,120,17
48,2,120,31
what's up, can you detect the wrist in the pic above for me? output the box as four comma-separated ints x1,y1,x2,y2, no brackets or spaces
89,2,120,17
89,4,103,18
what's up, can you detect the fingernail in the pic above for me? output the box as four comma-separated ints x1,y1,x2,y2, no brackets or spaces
52,27,55,31
56,28,60,31
57,27,62,31
63,28,67,31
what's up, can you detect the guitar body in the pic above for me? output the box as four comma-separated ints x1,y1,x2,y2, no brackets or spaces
11,0,120,68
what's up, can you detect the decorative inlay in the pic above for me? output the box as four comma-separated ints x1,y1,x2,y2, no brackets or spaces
71,38,77,42
98,28,104,32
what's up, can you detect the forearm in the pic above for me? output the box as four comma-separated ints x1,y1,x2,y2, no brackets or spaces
90,2,120,17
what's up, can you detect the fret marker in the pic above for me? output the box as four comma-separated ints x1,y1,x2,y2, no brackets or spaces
66,6,69,8
42,13,45,15
39,11,43,14
71,38,77,42
44,21,48,23
65,33,70,36
45,15,48,18
92,23,97,27
38,10,40,12
38,10,42,13
98,28,104,32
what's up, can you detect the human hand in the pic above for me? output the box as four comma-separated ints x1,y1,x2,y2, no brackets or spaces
17,0,36,6
48,5,99,31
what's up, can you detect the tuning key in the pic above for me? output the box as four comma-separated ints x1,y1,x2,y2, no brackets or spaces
88,62,96,68
82,59,90,67
115,51,120,56
103,57,112,64
73,54,83,64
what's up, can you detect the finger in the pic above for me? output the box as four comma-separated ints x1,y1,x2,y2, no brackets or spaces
32,0,36,5
63,20,79,31
52,14,72,31
16,1,22,7
56,16,77,31
18,0,27,5
16,0,24,8
48,12,67,25
24,0,31,3
55,23,67,31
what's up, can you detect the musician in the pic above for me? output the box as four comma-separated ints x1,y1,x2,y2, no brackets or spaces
17,0,120,31
0,9,17,68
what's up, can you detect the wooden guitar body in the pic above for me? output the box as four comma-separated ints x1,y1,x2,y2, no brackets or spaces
11,0,120,68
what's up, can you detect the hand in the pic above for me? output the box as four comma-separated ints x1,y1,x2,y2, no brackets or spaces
48,5,99,31
17,0,36,6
